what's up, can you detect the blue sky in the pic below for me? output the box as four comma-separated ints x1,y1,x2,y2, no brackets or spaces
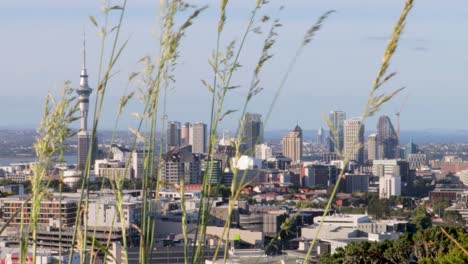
1,0,468,132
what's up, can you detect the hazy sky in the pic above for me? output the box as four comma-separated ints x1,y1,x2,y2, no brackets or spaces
1,0,468,132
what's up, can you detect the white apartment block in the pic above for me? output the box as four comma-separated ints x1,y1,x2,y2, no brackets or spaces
255,144,273,160
379,174,401,199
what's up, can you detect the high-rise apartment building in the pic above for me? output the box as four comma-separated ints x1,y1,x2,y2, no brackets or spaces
189,122,207,154
241,113,263,153
373,159,412,195
343,118,365,163
367,133,378,161
76,38,98,169
0,196,78,226
377,115,398,159
167,121,181,151
255,144,273,160
328,111,346,153
379,174,401,199
161,145,201,185
282,125,303,163
131,150,145,179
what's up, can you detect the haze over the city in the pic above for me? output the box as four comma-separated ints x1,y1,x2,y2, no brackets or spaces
1,0,468,131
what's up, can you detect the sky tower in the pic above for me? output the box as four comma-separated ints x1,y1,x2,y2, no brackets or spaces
77,34,92,131
76,33,97,169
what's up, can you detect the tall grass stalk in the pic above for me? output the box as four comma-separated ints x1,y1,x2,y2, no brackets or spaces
220,8,284,262
67,1,129,262
302,1,414,263
204,3,334,263
107,2,206,263
195,1,271,262
19,85,78,263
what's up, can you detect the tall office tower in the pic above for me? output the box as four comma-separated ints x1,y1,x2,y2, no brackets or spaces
377,115,398,159
343,118,365,163
255,144,273,160
180,122,190,146
189,122,207,154
404,139,418,159
167,121,181,151
76,36,98,169
282,125,303,163
367,133,378,160
202,159,222,185
328,111,346,153
317,126,324,144
241,113,263,153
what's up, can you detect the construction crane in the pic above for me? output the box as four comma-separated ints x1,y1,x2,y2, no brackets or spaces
395,94,410,143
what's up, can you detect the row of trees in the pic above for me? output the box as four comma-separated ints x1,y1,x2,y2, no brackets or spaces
318,226,468,264
319,204,467,263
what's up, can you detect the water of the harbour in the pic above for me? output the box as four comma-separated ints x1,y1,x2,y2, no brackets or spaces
0,155,76,166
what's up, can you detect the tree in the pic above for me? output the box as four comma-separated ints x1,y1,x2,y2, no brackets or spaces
433,246,468,264
383,234,413,263
413,227,468,263
412,179,434,198
367,194,391,219
210,184,230,198
44,179,73,192
432,197,450,218
443,210,464,226
318,252,342,264
0,179,14,185
318,226,468,264
247,197,256,205
411,205,432,230
341,241,369,263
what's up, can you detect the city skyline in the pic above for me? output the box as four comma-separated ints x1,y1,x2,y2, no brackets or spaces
1,2,468,263
1,0,468,130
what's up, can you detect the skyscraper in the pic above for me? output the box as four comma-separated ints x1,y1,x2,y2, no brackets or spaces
367,133,378,161
404,139,418,159
328,111,346,153
317,126,324,144
189,122,207,154
282,125,303,163
377,115,398,159
343,118,364,163
180,122,190,146
241,113,263,153
167,121,181,151
76,36,98,169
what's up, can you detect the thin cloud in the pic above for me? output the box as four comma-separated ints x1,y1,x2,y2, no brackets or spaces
364,35,429,43
364,36,429,52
